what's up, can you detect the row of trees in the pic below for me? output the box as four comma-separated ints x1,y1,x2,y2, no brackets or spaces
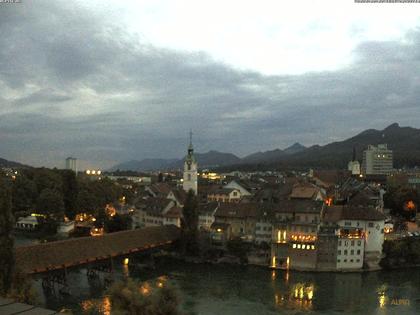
11,168,130,220
381,238,420,268
0,176,36,303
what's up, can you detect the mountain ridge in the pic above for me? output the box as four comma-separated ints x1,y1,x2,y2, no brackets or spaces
109,123,420,171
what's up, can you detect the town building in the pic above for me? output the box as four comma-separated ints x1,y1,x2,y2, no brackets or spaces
255,207,274,244
212,203,259,241
271,200,324,271
65,157,78,174
271,202,385,271
132,198,182,228
348,148,361,175
207,188,241,203
15,215,39,230
322,205,386,271
289,183,325,201
198,202,219,231
224,180,252,197
362,144,393,175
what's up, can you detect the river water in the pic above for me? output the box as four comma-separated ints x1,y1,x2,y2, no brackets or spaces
33,257,420,315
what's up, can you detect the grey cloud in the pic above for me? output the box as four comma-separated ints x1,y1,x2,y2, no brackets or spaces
0,1,420,168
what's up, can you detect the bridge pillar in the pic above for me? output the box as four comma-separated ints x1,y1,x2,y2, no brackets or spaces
41,268,70,296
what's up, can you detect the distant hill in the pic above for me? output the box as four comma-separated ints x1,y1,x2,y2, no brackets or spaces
283,142,307,155
0,157,28,168
109,151,241,171
267,123,420,169
109,159,178,172
242,149,286,164
192,151,241,168
110,123,420,171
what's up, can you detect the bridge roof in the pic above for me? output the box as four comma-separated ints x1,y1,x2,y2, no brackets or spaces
15,225,180,274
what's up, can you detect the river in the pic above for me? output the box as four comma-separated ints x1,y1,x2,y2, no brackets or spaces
32,257,420,315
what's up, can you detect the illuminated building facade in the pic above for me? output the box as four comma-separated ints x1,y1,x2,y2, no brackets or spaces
271,201,385,271
271,200,324,270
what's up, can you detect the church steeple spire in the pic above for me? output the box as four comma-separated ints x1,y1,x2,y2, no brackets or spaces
188,129,194,154
183,130,198,195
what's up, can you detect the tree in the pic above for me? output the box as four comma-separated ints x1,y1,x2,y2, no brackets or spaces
107,279,183,315
384,185,419,219
11,175,37,214
104,214,132,233
0,178,14,294
0,178,36,304
60,170,78,220
181,190,199,256
36,188,65,219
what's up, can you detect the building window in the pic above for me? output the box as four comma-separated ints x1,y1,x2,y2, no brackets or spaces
351,241,355,246
357,250,361,255
345,241,348,246
350,250,354,255
338,250,341,255
338,240,342,246
337,259,341,263
358,241,361,246
345,221,351,226
368,222,374,228
344,250,348,255
344,259,347,262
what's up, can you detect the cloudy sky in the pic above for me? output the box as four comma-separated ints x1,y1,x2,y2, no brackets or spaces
1,0,420,169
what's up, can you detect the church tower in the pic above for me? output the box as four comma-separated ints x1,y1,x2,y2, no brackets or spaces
183,131,198,195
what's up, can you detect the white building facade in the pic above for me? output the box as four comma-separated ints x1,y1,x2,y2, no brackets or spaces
65,157,78,174
362,144,393,175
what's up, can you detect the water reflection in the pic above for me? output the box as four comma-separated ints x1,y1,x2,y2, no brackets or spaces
35,259,420,315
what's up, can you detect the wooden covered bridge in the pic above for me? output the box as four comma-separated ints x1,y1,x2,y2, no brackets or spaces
15,225,180,275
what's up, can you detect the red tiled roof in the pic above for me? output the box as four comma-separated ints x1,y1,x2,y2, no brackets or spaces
215,203,259,218
323,205,386,223
164,206,183,218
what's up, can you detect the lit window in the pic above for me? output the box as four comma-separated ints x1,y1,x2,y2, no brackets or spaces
311,245,315,250
302,245,306,249
292,244,297,249
297,244,301,249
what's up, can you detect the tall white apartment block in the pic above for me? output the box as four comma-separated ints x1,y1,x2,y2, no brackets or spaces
362,144,393,175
